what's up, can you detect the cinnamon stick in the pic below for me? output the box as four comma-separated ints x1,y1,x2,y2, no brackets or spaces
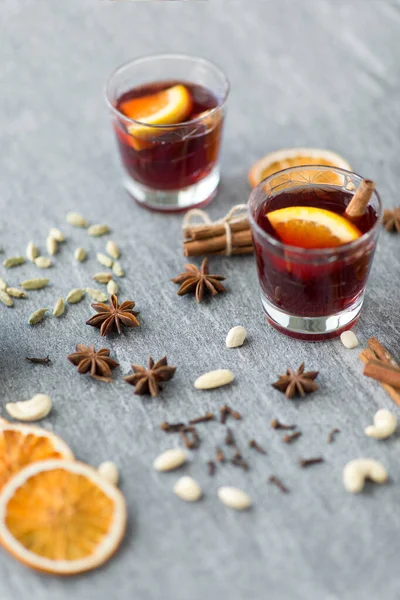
360,348,400,408
345,179,375,218
368,337,397,366
193,245,253,257
184,230,253,257
360,348,378,364
364,359,400,388
184,219,250,241
375,381,400,408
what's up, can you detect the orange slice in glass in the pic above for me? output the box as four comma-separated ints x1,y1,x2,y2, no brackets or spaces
0,460,127,574
266,206,362,249
120,84,193,139
0,423,74,493
248,148,351,188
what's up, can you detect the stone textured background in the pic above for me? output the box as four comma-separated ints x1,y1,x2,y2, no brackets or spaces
1,1,400,599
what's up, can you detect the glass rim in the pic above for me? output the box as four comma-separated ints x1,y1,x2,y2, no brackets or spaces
104,52,230,131
248,165,383,257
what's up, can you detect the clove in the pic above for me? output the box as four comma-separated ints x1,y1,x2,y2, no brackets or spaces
249,439,267,455
231,454,249,471
220,404,242,424
189,412,215,425
225,427,235,446
25,355,51,365
180,426,200,449
207,460,216,476
216,446,225,463
283,431,302,444
268,475,289,494
327,428,340,444
160,421,185,433
299,457,324,468
271,418,296,430
220,405,229,424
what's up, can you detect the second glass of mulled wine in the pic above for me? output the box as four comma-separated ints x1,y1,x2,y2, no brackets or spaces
105,54,229,212
248,166,382,340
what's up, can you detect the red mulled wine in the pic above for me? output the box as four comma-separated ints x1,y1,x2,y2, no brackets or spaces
113,81,223,192
253,185,379,320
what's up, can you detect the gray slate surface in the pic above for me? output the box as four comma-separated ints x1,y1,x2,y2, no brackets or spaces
1,1,400,599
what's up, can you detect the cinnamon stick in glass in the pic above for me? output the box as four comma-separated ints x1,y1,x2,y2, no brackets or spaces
345,179,375,218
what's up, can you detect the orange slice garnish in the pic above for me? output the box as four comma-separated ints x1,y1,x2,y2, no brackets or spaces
0,460,127,574
120,84,193,139
248,148,351,189
114,124,153,152
0,423,73,493
266,206,362,249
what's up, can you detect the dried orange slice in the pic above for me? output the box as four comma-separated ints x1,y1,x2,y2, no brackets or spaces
267,206,362,249
0,460,127,574
0,424,73,493
121,84,193,138
248,148,351,188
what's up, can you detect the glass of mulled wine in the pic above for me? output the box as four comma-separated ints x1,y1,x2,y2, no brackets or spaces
105,54,229,212
248,166,382,340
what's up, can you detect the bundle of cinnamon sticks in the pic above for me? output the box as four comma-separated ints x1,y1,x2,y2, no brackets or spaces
360,337,400,407
182,205,253,257
183,219,253,256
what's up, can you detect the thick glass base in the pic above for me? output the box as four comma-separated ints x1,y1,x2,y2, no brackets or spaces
123,166,220,213
262,294,364,341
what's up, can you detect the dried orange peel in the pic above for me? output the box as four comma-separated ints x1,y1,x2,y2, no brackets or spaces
267,206,362,249
0,423,73,493
0,460,127,574
120,84,193,139
248,148,352,188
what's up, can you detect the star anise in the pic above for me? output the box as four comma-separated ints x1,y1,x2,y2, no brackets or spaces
67,344,119,382
86,294,140,336
272,363,319,399
124,356,176,397
382,207,400,233
172,257,226,303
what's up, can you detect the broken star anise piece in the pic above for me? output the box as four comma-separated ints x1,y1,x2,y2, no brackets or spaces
172,257,226,303
124,356,176,397
67,344,119,383
382,207,400,233
272,362,319,399
86,294,140,337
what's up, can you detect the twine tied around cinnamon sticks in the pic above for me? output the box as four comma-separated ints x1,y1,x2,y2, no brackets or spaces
182,204,253,257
